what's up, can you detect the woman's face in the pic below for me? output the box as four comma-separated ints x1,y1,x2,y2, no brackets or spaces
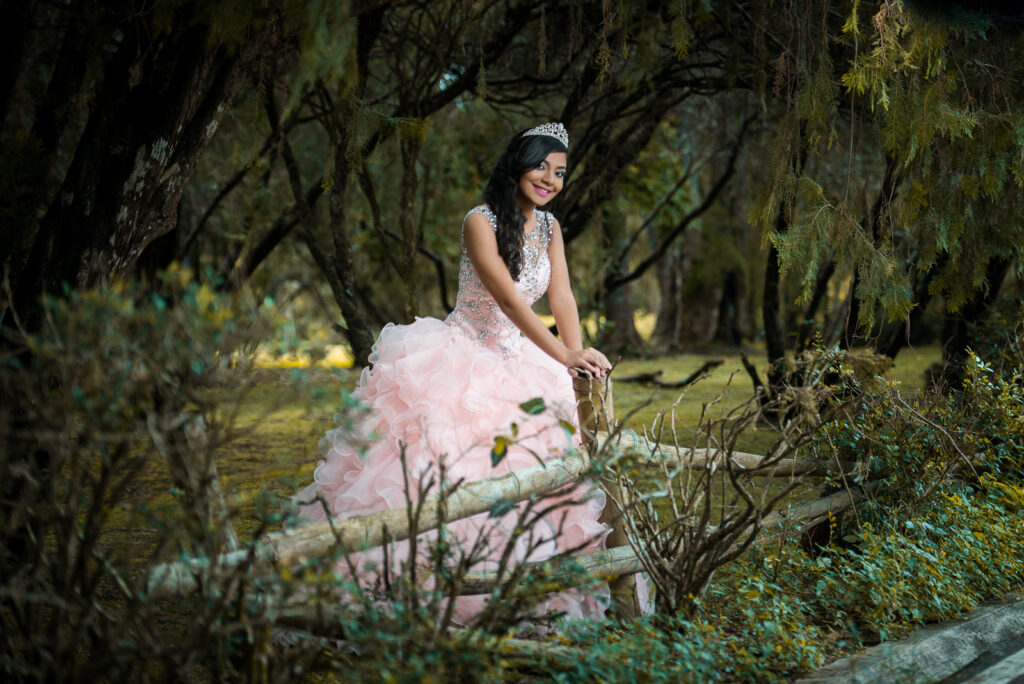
517,151,567,208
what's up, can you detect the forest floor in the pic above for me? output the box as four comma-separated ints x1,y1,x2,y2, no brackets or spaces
102,344,947,678
129,345,942,542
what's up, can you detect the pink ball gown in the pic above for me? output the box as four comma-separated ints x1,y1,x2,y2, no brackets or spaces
296,205,610,625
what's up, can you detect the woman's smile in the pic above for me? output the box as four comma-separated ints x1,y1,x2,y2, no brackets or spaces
517,151,567,209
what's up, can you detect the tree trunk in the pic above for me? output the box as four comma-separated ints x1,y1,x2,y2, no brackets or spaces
324,142,376,366
600,208,644,356
652,248,685,351
7,12,275,331
712,270,747,346
397,136,423,322
763,236,787,389
839,271,861,350
0,0,34,128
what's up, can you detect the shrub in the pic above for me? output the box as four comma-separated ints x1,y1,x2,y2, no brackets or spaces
0,271,335,681
0,270,615,681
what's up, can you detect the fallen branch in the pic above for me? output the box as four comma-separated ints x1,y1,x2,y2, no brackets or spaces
756,480,881,531
740,353,767,397
459,545,640,595
616,360,724,389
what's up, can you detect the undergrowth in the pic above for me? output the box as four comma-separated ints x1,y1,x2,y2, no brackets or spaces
546,349,1024,682
548,478,1024,682
3,270,1023,682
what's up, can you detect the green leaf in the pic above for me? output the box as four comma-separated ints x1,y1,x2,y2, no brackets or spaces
491,435,510,467
519,398,546,415
488,497,516,518
558,419,577,436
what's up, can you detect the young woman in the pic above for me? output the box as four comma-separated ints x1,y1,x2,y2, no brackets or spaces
296,123,613,624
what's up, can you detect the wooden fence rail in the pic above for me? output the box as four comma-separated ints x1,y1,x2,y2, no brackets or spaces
146,450,590,599
599,431,854,477
456,482,877,595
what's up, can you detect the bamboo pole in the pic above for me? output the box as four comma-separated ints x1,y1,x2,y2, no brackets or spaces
146,449,591,599
574,373,641,620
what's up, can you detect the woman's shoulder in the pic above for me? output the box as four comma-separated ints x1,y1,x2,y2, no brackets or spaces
539,209,558,237
463,204,497,230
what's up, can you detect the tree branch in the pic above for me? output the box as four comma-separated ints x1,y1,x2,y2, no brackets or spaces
604,114,755,292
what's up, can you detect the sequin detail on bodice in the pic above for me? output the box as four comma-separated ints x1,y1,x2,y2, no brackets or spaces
444,205,553,358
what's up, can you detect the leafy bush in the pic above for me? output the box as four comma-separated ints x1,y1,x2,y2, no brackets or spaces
0,271,613,681
811,350,1024,520
960,354,1024,482
534,478,1024,683
544,352,1024,682
0,270,328,681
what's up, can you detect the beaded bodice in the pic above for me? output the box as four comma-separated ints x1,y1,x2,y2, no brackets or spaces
444,205,553,358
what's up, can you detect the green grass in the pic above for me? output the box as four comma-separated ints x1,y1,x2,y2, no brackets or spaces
190,346,942,541
107,347,943,546
612,346,940,453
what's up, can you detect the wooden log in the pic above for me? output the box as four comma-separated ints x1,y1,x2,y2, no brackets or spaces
145,449,591,599
596,431,852,477
273,618,583,667
454,484,878,594
573,373,641,620
573,373,613,436
757,480,881,531
459,544,641,595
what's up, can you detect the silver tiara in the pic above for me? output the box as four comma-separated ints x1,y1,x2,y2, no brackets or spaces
522,122,569,149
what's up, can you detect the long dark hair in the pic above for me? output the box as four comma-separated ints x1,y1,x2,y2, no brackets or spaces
482,130,568,281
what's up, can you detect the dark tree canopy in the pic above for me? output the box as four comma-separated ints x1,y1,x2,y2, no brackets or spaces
1,0,1020,376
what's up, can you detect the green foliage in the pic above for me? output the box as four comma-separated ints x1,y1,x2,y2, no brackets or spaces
530,480,1024,682
959,355,1024,481
811,351,1024,519
548,351,1024,681
763,0,1024,327
552,481,1022,681
548,607,824,682
0,271,316,681
775,485,1024,642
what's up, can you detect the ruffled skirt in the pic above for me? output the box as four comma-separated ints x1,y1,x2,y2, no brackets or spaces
295,317,610,625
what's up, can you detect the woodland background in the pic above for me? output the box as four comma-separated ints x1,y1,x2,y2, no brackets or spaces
3,1,1024,682
3,0,1021,379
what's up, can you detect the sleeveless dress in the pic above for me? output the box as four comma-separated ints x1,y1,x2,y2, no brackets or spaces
296,205,610,625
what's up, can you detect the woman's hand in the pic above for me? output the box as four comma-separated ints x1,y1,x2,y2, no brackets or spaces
563,347,612,378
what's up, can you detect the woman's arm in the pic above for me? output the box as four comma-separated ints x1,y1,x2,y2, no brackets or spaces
464,212,609,377
546,216,583,351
